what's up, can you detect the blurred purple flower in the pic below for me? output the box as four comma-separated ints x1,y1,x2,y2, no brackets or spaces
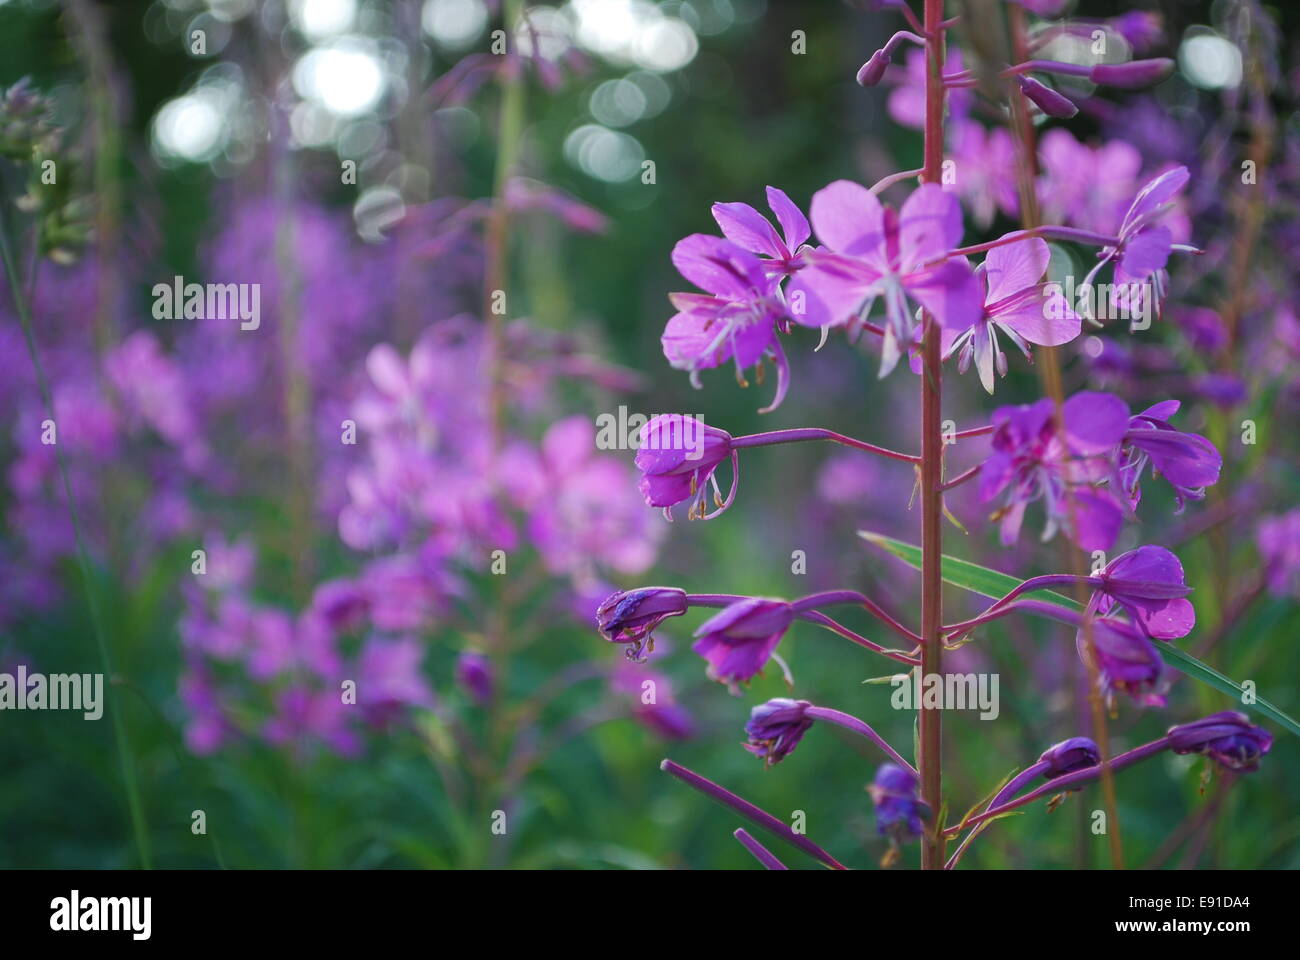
744,698,813,766
1167,712,1272,773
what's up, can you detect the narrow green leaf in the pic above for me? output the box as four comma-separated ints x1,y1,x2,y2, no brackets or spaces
858,529,1300,740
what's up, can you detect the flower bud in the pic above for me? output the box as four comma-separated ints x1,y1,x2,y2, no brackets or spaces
1038,737,1101,779
1167,711,1272,773
1017,76,1078,118
1090,58,1175,89
744,698,813,766
868,764,928,838
596,586,689,661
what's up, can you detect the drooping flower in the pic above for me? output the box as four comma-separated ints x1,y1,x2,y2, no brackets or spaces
1077,615,1167,707
868,763,928,838
744,698,814,766
1118,401,1221,512
662,235,791,411
692,597,794,687
786,181,982,376
1167,712,1272,773
943,237,1080,393
635,415,736,520
979,391,1129,550
1087,545,1195,640
596,586,689,661
1039,737,1101,779
711,185,810,278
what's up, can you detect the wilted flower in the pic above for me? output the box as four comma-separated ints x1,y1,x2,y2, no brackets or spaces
980,391,1129,550
1167,712,1272,773
692,597,794,687
868,763,928,838
1077,615,1167,707
596,586,689,661
744,698,814,766
1119,401,1221,512
1088,545,1195,640
1038,737,1101,779
635,415,736,521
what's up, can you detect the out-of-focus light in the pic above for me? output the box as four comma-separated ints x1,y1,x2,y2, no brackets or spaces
289,0,356,40
589,77,647,127
564,123,645,182
515,6,572,61
565,0,698,72
152,84,236,163
635,17,697,71
1179,31,1242,89
354,186,406,242
205,0,257,23
293,40,386,117
422,0,488,50
289,101,339,148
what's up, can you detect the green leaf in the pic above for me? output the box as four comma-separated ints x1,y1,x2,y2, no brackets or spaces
858,530,1079,613
858,529,1300,740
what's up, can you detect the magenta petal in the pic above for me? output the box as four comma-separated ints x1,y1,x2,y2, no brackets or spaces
785,264,866,328
672,234,767,298
1063,391,1130,454
809,179,886,258
908,258,983,331
662,310,726,371
898,183,964,270
712,201,785,258
996,291,1081,346
766,185,810,251
1071,489,1124,552
1119,225,1172,280
983,237,1049,304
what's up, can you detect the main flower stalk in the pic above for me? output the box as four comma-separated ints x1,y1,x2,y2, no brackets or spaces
918,0,946,871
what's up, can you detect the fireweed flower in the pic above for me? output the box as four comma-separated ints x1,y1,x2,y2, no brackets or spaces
1039,737,1101,779
1087,545,1195,640
661,235,791,412
596,586,689,661
744,698,814,766
787,181,982,376
1077,615,1167,707
692,597,795,688
979,391,1129,550
711,185,810,279
1118,401,1221,512
610,661,695,740
1087,166,1195,323
1167,712,1273,773
455,650,493,706
635,415,737,521
869,763,928,838
942,237,1080,393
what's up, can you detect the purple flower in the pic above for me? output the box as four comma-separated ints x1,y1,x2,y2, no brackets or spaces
692,597,794,687
744,698,814,766
1039,737,1101,779
1119,400,1221,511
635,415,736,521
610,661,695,740
1167,712,1272,773
357,635,436,727
1088,545,1195,640
979,392,1129,550
1077,615,1167,707
711,186,810,278
662,235,791,411
946,120,1019,229
596,586,689,660
1093,166,1194,322
942,237,1080,393
787,181,982,376
455,650,494,706
1257,510,1300,596
868,763,927,838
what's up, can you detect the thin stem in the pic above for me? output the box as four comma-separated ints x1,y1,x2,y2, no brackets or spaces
789,589,922,645
731,427,919,463
805,706,916,774
0,173,151,868
941,574,1082,636
939,463,980,491
869,167,923,195
733,828,789,869
947,738,1171,835
661,759,846,869
918,0,946,871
